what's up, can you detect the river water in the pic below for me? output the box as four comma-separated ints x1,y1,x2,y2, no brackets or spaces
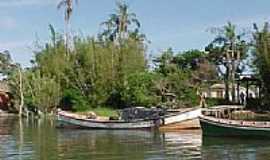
0,116,270,160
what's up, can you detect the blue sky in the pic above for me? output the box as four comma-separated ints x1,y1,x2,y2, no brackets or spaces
0,0,270,67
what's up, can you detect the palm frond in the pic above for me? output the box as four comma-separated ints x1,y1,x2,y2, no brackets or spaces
131,18,140,28
57,0,67,9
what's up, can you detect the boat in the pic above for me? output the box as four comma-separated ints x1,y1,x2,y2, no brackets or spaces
159,108,201,130
199,106,270,138
57,108,201,129
57,110,158,129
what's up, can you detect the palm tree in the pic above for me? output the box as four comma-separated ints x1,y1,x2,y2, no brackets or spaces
57,0,78,52
100,1,141,41
206,22,247,102
99,1,143,89
253,23,270,106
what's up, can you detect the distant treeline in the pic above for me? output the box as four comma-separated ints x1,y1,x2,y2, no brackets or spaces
0,1,270,115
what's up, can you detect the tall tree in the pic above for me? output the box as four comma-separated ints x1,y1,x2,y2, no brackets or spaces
57,0,78,52
153,48,176,76
253,23,270,107
153,49,205,108
100,1,141,42
99,1,147,105
206,22,248,102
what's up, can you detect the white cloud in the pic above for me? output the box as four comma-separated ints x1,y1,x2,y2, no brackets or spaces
0,0,59,7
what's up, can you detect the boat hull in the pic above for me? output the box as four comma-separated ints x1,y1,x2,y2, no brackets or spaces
57,113,158,129
57,108,202,130
200,116,270,138
159,119,200,131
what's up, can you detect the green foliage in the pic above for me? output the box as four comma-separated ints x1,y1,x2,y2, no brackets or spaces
0,50,13,77
5,3,251,114
121,72,158,107
206,21,249,72
253,22,270,107
153,48,176,76
61,89,89,112
30,24,147,111
206,22,249,102
99,1,145,42
174,50,206,70
153,49,202,108
23,70,61,113
90,107,118,117
165,70,199,107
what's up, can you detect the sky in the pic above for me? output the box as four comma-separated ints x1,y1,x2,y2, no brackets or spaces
0,0,270,67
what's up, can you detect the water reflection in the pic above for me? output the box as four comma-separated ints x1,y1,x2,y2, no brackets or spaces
0,117,33,160
1,117,270,160
57,129,202,160
202,137,270,160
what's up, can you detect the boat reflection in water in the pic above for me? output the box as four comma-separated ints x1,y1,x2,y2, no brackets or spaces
2,117,270,160
202,136,270,160
57,129,202,160
0,117,202,160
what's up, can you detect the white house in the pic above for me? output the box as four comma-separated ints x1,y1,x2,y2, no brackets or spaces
203,83,257,101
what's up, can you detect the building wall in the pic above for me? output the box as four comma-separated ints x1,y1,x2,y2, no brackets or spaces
204,87,257,101
0,92,10,111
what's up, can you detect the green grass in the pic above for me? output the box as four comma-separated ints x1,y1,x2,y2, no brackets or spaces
91,107,118,117
75,107,118,117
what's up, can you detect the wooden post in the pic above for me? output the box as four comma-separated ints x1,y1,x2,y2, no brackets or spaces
246,81,249,107
246,81,249,99
237,81,240,104
259,82,262,100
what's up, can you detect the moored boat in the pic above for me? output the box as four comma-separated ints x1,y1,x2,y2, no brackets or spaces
200,106,270,138
57,110,158,129
57,108,201,129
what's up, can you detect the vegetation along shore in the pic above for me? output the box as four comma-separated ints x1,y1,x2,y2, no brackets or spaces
0,1,270,120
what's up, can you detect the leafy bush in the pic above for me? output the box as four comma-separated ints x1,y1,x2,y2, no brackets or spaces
22,70,61,113
121,72,158,107
61,89,90,112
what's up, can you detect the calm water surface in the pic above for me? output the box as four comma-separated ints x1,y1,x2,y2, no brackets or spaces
0,116,270,160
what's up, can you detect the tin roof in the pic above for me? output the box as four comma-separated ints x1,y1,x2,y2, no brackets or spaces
210,83,226,89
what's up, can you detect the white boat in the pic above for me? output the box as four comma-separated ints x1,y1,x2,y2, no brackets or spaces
57,108,202,129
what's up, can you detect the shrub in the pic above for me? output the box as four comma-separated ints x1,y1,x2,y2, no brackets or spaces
61,89,90,112
121,72,158,107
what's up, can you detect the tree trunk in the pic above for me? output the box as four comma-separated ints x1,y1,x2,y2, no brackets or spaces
18,68,24,117
225,65,230,102
231,59,236,103
65,19,70,55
